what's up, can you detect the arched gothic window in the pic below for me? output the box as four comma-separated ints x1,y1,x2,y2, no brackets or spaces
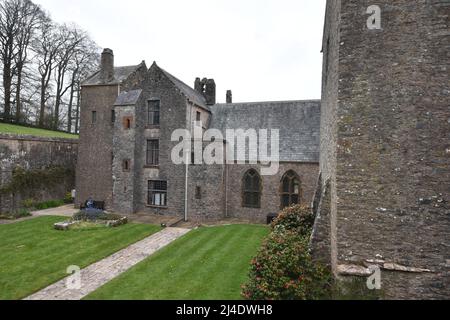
280,171,301,209
242,169,261,208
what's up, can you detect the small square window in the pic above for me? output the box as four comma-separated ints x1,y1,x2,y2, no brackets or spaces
148,180,168,207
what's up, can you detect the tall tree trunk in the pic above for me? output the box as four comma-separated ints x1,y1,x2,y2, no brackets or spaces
67,86,74,133
39,77,46,127
54,97,61,130
15,62,23,123
67,69,79,133
2,60,12,121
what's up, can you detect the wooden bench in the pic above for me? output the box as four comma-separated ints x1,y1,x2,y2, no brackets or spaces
80,200,105,211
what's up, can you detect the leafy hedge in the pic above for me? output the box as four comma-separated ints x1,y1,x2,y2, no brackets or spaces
35,199,65,210
242,205,333,300
271,204,316,235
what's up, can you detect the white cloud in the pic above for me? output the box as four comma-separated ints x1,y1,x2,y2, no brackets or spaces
34,0,326,102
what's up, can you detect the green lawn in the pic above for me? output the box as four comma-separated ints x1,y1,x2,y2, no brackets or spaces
86,224,269,300
0,216,161,300
0,123,78,139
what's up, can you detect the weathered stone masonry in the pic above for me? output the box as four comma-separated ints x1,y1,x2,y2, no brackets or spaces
311,0,450,299
0,134,78,214
77,49,321,224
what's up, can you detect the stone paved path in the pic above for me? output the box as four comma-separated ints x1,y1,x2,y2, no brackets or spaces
0,205,78,225
31,204,79,218
24,227,190,300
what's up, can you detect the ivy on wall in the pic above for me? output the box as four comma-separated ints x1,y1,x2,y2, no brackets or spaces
0,166,75,195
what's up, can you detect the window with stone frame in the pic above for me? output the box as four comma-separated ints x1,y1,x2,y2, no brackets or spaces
148,100,160,126
146,139,159,166
242,169,261,208
123,116,133,129
122,159,131,172
148,180,167,207
280,170,301,209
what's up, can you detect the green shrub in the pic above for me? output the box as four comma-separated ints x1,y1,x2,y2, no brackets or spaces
271,205,315,237
63,192,74,204
242,230,332,300
0,208,31,220
13,209,31,219
35,199,65,210
22,198,35,209
72,211,123,222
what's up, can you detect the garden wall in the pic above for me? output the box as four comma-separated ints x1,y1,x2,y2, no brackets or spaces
0,133,78,214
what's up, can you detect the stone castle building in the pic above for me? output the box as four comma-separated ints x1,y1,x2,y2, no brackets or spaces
76,0,449,299
76,48,321,222
311,0,449,299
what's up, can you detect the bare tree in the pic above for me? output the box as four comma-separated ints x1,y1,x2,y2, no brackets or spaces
0,0,20,121
14,0,43,122
67,37,99,133
33,18,61,127
52,25,85,130
1,0,99,129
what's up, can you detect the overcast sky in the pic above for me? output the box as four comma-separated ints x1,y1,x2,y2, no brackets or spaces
34,0,326,103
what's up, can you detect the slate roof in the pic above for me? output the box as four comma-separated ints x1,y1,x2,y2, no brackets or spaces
209,100,321,163
114,89,142,106
156,64,209,111
82,65,141,86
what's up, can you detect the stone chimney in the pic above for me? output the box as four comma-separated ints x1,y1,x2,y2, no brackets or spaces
194,78,203,93
194,77,216,105
226,90,232,104
100,48,114,82
205,79,216,105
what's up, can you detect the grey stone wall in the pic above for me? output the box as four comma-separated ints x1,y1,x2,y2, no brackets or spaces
225,162,319,223
116,64,191,218
314,0,450,299
0,134,78,213
112,104,137,214
316,0,341,271
310,178,331,266
187,159,226,222
76,85,118,208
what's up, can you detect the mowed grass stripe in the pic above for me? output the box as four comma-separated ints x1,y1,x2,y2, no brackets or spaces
2,220,152,269
0,216,161,300
85,224,269,300
150,226,238,299
192,225,267,299
92,226,234,300
183,226,248,299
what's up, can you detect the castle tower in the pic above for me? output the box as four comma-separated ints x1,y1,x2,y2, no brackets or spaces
76,49,147,209
311,0,450,299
